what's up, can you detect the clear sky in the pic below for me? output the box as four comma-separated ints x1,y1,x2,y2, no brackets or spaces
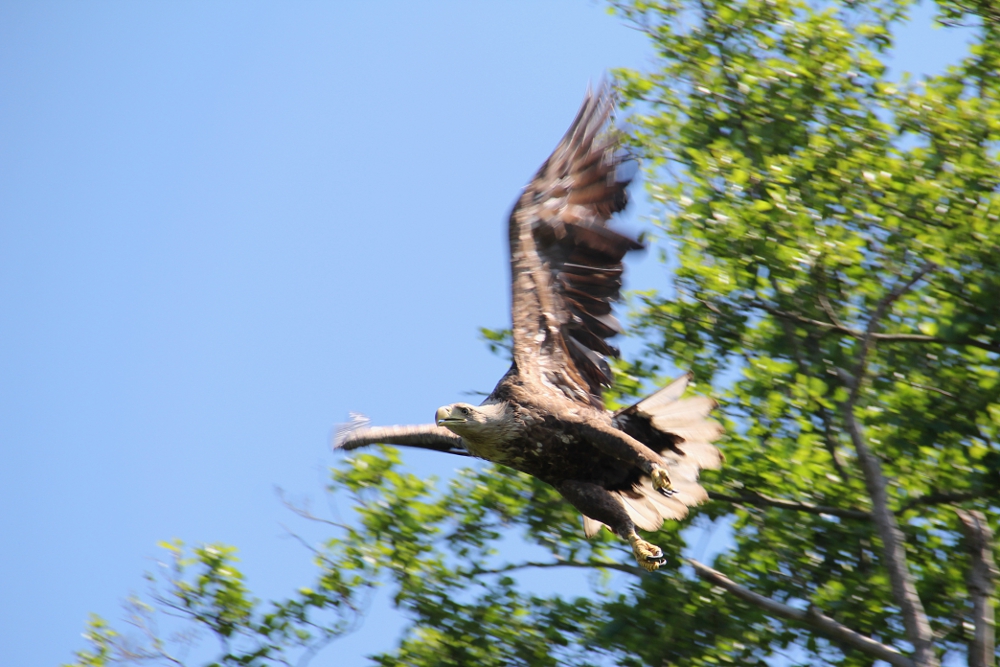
0,3,970,666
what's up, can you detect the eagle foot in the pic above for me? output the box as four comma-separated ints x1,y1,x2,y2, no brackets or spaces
651,466,675,497
629,533,665,572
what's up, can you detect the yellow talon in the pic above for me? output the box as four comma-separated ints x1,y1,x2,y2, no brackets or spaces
651,466,674,496
629,532,665,572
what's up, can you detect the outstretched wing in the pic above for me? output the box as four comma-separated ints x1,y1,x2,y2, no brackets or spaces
507,84,640,409
333,414,470,457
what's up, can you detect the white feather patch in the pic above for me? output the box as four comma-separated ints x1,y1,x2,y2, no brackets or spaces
582,515,606,538
647,396,719,429
617,491,663,532
676,441,725,469
630,372,691,414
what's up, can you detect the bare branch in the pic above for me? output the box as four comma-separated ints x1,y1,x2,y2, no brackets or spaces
688,559,915,667
756,303,842,332
896,380,955,398
277,488,354,532
803,331,855,481
768,276,809,374
956,509,997,667
818,290,848,331
870,334,1000,354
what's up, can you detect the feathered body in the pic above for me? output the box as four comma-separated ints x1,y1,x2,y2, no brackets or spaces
336,86,723,570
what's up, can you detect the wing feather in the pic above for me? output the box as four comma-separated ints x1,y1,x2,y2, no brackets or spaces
333,416,470,457
582,515,606,538
507,84,640,408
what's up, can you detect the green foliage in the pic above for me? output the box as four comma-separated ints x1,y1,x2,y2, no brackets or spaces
609,0,1000,663
478,326,513,359
70,1,999,665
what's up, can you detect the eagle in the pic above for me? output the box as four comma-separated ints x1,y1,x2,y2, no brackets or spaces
335,85,723,571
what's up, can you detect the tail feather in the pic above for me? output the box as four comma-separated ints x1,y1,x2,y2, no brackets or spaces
583,372,725,539
642,485,692,520
675,440,724,470
617,490,663,532
618,372,692,416
648,395,719,429
582,515,605,538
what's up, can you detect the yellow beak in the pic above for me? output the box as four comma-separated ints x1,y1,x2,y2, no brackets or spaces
435,406,451,426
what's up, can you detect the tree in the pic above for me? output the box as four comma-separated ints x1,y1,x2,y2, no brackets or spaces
68,0,999,665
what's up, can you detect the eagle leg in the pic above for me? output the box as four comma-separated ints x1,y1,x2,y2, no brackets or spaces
555,479,665,572
629,532,665,572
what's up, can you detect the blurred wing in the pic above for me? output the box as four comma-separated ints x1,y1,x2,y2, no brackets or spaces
333,413,470,457
508,84,641,409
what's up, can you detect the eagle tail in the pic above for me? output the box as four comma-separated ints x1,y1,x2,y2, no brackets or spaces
583,373,725,538
625,373,725,466
582,515,604,538
617,372,693,416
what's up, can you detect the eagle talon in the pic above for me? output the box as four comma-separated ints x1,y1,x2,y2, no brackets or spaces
629,533,665,572
651,466,673,496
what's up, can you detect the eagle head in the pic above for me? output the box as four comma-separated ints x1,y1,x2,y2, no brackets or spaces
435,401,513,444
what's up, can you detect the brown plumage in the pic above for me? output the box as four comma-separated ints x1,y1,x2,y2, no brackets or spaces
335,85,723,571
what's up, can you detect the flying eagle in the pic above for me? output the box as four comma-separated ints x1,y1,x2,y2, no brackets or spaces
335,85,723,571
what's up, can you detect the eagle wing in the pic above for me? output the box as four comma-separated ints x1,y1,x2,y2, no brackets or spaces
507,84,641,409
333,413,470,457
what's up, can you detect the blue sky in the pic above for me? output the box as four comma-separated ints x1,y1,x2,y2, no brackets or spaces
0,2,971,666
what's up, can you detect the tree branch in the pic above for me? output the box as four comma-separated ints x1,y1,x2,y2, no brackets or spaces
841,260,940,667
757,300,1000,357
470,558,646,578
688,559,915,667
844,409,938,667
712,488,996,521
854,263,936,396
709,491,871,520
955,509,997,667
898,490,987,514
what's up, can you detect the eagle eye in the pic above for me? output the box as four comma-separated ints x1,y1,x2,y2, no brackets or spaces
460,406,471,416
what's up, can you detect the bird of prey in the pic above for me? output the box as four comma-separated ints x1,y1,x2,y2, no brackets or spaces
335,85,723,571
